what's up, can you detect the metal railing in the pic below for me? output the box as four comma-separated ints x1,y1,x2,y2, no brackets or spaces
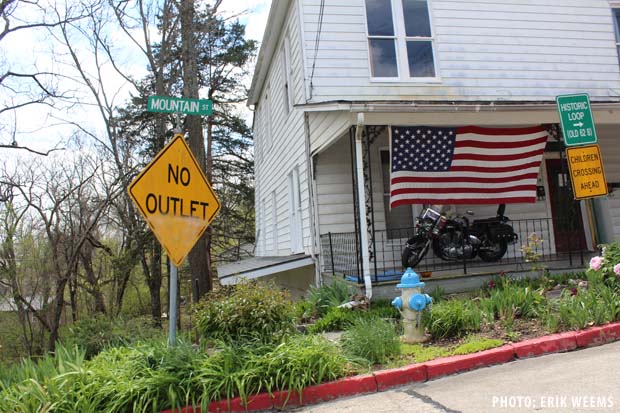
320,217,590,284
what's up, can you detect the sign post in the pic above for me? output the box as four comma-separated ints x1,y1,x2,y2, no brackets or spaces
556,94,597,147
128,134,220,346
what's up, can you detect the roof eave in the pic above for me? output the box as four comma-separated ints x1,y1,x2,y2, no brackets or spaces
248,0,292,106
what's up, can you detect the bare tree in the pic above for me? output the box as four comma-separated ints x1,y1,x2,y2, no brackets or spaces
0,0,97,153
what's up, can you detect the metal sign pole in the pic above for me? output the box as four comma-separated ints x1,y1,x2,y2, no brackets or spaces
168,262,178,346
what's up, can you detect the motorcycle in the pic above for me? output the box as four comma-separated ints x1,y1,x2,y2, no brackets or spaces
401,204,518,269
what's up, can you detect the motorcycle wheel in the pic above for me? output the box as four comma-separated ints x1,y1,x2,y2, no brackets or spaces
401,237,430,269
478,239,508,262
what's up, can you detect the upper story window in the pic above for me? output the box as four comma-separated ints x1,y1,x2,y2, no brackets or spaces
364,0,437,80
613,8,620,64
282,35,293,115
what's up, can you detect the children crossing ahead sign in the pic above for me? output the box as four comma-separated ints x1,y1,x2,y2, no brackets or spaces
128,134,221,266
566,144,608,200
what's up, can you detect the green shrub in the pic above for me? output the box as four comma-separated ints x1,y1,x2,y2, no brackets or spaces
194,335,352,407
423,299,481,339
60,315,164,359
480,284,545,327
307,307,358,334
368,299,401,319
340,316,401,365
551,286,620,331
194,281,296,343
308,279,354,316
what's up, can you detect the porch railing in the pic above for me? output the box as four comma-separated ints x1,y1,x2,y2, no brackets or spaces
319,217,590,284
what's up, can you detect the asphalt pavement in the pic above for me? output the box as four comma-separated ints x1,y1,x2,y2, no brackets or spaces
292,341,620,412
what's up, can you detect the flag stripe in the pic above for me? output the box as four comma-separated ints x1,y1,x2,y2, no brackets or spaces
392,185,536,195
390,125,546,206
453,148,544,162
455,135,547,149
391,197,535,208
391,172,538,185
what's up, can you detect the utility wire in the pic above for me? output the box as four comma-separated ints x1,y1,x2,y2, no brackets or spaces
309,0,325,100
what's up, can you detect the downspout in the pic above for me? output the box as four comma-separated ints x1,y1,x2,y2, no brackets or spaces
354,113,372,299
304,112,321,287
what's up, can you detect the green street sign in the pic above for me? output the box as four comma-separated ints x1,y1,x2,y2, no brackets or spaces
556,94,597,147
147,96,212,116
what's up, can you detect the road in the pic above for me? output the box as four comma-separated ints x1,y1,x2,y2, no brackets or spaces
292,341,620,412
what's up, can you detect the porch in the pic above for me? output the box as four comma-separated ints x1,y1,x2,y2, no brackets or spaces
319,215,594,288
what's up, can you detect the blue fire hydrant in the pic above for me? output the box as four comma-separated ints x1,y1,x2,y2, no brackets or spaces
391,267,432,343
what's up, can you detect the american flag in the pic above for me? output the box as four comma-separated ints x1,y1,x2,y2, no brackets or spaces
390,125,547,207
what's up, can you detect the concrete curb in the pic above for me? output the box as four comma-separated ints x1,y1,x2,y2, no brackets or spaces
161,321,620,413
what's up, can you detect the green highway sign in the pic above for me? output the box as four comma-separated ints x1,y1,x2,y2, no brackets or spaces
147,96,212,116
556,94,597,147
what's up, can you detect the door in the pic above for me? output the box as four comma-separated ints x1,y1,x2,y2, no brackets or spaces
545,159,586,252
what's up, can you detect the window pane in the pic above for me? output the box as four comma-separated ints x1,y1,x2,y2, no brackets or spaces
402,0,431,37
614,9,620,40
406,41,435,77
365,0,394,36
369,39,398,77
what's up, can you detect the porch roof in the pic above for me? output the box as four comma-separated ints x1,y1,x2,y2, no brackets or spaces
217,253,314,285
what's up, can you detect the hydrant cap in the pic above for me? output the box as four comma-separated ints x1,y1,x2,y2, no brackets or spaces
396,267,425,289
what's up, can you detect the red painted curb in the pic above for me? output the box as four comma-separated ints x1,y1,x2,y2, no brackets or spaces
424,345,514,380
511,332,577,358
299,374,378,406
207,392,274,413
601,322,620,342
575,325,608,348
374,363,427,391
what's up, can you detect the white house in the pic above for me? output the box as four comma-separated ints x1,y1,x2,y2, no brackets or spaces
218,0,620,298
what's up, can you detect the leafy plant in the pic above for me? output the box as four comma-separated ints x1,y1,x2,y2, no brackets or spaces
480,284,544,327
423,298,481,339
194,280,296,343
307,279,354,317
307,307,358,334
60,315,163,359
340,316,401,365
429,285,446,304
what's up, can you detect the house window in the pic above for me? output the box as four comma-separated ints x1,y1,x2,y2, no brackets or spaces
271,190,278,253
365,0,436,79
282,35,293,115
381,150,414,236
264,83,273,149
613,9,620,64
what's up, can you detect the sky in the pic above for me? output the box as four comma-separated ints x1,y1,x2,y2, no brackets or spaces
0,0,271,154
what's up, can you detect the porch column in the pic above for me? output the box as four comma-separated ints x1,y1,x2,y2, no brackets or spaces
354,113,372,299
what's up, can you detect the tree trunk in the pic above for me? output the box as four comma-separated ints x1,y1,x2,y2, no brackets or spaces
149,242,162,327
181,0,212,302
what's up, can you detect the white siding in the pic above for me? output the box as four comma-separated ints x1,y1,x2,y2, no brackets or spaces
301,0,620,102
308,111,352,154
254,0,313,257
315,136,356,233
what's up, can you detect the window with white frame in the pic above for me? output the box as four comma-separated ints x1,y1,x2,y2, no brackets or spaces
282,35,293,115
364,0,436,79
613,8,620,64
271,190,278,253
263,83,273,150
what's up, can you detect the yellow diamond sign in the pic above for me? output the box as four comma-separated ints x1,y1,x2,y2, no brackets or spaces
128,134,221,266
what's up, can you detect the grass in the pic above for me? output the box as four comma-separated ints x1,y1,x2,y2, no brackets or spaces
396,335,505,365
340,316,401,366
